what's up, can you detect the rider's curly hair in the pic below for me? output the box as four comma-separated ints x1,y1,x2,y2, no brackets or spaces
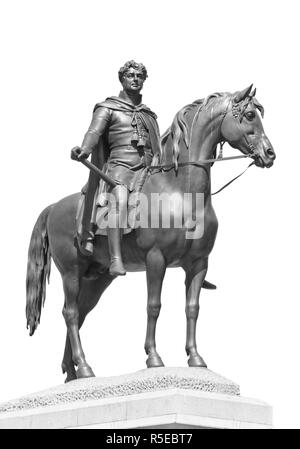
118,60,148,82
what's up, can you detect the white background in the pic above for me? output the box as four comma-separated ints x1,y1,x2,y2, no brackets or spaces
0,0,299,428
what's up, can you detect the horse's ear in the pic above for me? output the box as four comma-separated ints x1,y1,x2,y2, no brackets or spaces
249,87,256,98
233,84,253,103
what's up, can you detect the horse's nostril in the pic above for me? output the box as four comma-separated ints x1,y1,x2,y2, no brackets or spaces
266,148,275,158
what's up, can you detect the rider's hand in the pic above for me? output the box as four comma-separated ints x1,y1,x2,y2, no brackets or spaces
71,146,90,161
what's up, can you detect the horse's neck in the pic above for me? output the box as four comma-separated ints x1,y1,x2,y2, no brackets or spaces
188,103,224,164
162,102,225,194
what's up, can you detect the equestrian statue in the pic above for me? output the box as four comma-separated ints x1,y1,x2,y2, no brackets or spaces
26,61,275,382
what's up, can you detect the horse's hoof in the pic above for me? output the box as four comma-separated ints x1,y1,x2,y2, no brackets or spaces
146,354,165,368
65,373,77,383
62,363,77,383
76,364,95,379
188,355,207,368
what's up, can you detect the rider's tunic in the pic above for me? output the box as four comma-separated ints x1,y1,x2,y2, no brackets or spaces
81,95,161,192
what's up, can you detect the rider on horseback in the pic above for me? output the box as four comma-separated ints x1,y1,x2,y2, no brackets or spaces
71,61,161,277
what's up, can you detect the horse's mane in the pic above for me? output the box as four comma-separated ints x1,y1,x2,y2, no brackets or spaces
160,92,224,166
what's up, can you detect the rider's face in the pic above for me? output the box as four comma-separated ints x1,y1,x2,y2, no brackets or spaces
121,68,145,94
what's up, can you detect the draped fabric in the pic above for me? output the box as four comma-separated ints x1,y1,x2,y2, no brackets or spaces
94,97,161,157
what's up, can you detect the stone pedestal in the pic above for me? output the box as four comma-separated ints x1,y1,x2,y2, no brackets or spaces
0,367,272,429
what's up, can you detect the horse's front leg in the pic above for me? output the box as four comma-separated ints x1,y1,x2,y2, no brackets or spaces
184,259,208,367
144,247,166,368
62,271,95,379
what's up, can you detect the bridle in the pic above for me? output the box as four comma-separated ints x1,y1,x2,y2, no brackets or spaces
147,96,259,195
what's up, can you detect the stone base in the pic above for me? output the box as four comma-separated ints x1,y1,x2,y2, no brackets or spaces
0,367,272,429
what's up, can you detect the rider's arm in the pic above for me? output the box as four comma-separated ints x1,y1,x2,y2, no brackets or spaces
81,107,111,156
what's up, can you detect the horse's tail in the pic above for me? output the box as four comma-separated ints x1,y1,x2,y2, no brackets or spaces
26,205,53,336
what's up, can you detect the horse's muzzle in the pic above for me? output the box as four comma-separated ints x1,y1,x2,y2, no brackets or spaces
254,142,276,168
254,153,275,168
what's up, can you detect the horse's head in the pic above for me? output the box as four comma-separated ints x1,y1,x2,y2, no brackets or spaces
220,85,275,168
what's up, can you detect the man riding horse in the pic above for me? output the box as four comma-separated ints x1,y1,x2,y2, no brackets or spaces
26,78,275,379
71,60,161,277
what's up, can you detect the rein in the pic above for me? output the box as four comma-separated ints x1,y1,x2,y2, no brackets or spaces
147,154,254,195
148,153,250,172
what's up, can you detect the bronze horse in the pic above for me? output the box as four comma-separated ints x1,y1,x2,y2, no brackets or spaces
26,85,275,382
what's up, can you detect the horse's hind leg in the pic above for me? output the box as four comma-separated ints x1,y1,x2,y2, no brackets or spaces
184,258,208,368
62,273,114,382
144,247,166,368
61,336,76,382
62,270,95,379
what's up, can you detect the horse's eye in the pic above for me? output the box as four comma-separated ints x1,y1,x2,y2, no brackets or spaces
246,111,256,121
